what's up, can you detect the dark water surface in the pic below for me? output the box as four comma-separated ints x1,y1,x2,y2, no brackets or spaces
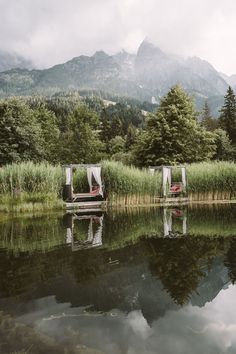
0,204,236,354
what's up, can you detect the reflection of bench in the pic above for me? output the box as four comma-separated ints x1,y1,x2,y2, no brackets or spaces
66,214,104,251
169,183,183,194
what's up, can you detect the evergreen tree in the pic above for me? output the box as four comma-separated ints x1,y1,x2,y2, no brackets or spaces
133,85,216,166
213,129,235,161
100,109,112,152
219,86,236,144
110,117,123,137
201,101,218,131
125,124,137,150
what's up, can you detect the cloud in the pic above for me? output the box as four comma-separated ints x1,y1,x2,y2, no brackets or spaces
0,0,236,74
14,285,236,354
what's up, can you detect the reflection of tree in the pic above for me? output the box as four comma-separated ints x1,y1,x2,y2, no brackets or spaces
225,239,236,284
147,238,222,306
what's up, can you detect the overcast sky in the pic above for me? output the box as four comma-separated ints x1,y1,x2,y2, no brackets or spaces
0,0,236,74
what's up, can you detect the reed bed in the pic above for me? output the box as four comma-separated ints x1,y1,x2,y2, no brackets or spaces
74,160,236,205
74,160,162,205
187,161,236,201
0,162,64,212
0,160,236,212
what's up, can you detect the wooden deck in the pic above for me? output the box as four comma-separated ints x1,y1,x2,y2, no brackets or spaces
66,200,106,212
155,197,189,204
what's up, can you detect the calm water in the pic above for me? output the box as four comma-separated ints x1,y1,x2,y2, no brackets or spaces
0,204,236,354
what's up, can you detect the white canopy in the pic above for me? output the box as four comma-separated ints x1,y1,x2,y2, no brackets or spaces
181,167,187,190
163,167,172,197
87,166,103,196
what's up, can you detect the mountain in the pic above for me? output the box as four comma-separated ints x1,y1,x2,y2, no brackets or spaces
0,50,32,72
0,40,230,115
135,41,228,98
220,72,236,91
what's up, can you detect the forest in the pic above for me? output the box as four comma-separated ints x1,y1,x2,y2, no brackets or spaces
0,85,236,168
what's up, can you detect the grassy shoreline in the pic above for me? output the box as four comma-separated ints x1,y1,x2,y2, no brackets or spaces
0,160,236,213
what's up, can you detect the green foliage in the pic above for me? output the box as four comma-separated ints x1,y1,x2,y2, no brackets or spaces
0,162,63,211
201,101,218,131
33,103,60,162
186,161,236,196
110,152,134,165
0,98,43,165
72,160,162,197
100,102,145,152
219,86,236,144
133,85,216,166
1,161,236,210
125,124,138,150
57,104,104,164
109,136,125,155
213,129,235,161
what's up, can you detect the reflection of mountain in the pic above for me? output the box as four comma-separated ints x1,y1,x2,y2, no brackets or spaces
0,205,236,330
191,256,230,307
0,236,233,326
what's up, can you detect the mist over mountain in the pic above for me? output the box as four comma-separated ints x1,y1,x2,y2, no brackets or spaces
220,72,236,91
0,40,231,114
0,50,33,72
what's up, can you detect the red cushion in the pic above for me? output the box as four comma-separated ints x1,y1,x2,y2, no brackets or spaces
91,186,100,195
170,184,182,192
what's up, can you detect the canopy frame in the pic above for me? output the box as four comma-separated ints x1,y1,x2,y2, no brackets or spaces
64,164,104,202
149,165,187,198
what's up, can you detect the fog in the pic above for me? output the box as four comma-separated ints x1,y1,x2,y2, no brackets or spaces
0,0,236,74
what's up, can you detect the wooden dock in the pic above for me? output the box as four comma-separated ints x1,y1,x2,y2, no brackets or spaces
66,200,106,212
155,197,189,204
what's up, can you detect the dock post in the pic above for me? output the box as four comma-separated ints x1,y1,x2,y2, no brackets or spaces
63,166,73,201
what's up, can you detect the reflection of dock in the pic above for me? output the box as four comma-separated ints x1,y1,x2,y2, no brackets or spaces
65,213,104,251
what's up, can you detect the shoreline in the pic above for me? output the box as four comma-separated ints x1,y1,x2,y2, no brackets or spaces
0,197,236,215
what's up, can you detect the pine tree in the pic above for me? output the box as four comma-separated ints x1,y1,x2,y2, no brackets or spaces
213,129,235,161
201,101,218,131
133,85,216,166
219,86,236,144
125,124,137,150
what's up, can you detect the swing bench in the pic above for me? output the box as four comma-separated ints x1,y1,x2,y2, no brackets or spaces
149,165,187,199
63,164,106,209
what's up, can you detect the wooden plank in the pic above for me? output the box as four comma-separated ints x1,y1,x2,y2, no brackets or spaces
66,201,106,210
63,164,102,168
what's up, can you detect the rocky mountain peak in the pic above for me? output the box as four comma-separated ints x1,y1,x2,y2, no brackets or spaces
137,39,166,61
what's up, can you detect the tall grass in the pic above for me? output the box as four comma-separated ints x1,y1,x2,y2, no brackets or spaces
100,161,236,203
74,160,162,205
0,162,64,212
187,161,236,200
0,160,236,212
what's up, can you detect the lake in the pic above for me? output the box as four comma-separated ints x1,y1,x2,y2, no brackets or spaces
0,204,236,354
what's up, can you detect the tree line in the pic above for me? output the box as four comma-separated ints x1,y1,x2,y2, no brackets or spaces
0,85,235,166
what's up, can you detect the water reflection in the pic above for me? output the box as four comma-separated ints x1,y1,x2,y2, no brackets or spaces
163,207,187,236
65,212,104,251
0,204,236,353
